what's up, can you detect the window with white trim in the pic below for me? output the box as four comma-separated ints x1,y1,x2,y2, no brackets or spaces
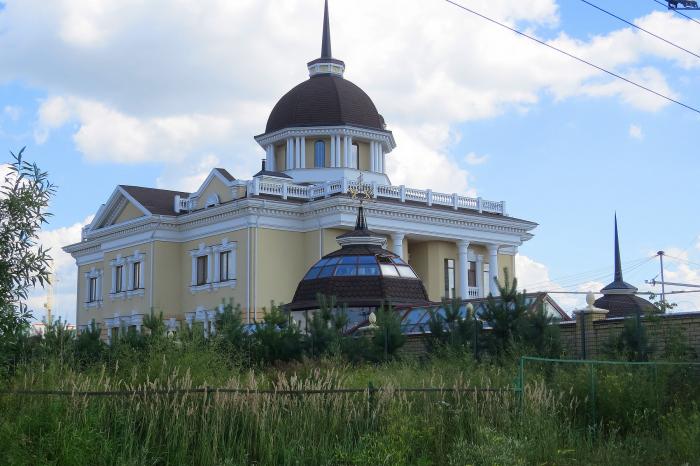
84,267,102,307
115,265,124,293
196,256,208,286
132,262,142,290
219,251,231,281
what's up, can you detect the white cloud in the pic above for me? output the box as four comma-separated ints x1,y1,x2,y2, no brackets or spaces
3,105,21,121
516,254,605,315
639,248,700,311
26,215,93,324
629,124,643,140
0,0,696,190
465,152,489,166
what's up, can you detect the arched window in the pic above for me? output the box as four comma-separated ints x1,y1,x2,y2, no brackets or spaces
314,140,325,168
351,143,360,169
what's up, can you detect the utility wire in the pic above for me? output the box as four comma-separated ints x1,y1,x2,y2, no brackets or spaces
653,0,700,27
580,0,700,61
522,256,654,289
444,0,700,115
664,254,700,268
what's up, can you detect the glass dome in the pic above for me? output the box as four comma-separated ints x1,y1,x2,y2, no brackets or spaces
303,254,418,281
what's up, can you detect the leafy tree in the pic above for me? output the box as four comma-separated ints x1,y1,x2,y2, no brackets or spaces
0,148,55,375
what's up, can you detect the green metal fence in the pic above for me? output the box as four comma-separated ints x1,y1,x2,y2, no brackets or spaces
516,356,700,432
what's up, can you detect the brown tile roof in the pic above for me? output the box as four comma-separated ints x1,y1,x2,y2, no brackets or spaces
214,168,235,182
120,185,190,216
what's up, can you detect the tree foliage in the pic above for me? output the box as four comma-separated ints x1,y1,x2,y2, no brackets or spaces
0,148,55,375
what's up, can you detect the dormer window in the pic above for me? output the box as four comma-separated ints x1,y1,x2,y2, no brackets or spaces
314,140,326,168
205,194,220,208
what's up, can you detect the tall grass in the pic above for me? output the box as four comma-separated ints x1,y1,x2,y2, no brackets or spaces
1,352,699,465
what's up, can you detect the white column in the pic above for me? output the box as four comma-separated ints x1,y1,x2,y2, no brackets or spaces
96,272,102,301
300,137,306,168
379,146,385,173
342,136,348,168
286,138,293,169
121,267,127,293
266,144,274,171
110,266,116,293
370,142,376,172
391,233,405,259
139,261,145,289
330,135,336,167
457,240,470,300
294,137,301,168
476,254,484,298
487,244,500,297
348,136,353,168
335,135,342,167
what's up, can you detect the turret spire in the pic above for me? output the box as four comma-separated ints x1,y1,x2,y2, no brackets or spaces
600,214,638,295
307,0,345,78
321,0,332,59
614,213,623,283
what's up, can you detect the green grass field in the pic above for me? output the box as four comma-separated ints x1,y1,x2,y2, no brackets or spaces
1,343,699,466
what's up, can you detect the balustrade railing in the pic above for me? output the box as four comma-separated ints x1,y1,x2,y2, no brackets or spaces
213,177,504,215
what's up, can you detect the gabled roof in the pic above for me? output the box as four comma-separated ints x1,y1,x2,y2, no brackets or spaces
214,168,235,182
120,185,189,216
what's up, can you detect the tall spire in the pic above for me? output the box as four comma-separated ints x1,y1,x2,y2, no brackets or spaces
614,213,623,283
600,214,638,295
307,0,345,78
321,0,332,59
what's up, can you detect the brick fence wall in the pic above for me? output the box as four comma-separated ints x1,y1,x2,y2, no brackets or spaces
560,312,700,359
399,312,700,360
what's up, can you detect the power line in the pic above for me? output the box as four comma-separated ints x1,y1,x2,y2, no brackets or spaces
664,254,700,268
444,0,700,115
653,0,700,27
580,0,700,61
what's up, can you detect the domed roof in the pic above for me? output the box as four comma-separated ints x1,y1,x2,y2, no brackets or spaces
265,75,386,134
288,206,429,311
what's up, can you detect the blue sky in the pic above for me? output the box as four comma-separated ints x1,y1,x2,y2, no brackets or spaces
1,0,699,322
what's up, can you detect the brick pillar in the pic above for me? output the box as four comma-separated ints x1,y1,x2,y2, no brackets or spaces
574,292,608,359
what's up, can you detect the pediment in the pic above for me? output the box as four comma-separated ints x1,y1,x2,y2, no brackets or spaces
88,187,151,231
191,169,235,210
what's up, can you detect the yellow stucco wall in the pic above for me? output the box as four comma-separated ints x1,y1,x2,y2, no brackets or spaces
275,144,286,171
179,230,249,319
114,202,144,225
151,241,182,318
195,176,232,210
255,228,308,310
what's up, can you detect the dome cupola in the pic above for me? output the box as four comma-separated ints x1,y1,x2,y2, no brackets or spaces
254,0,396,186
288,205,430,312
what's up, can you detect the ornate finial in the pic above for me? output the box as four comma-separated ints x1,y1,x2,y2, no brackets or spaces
348,173,373,204
586,291,596,309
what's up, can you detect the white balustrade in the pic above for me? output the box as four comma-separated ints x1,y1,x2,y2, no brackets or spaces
175,177,505,216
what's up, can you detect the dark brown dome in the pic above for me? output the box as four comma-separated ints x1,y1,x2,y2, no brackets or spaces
265,75,386,134
288,244,430,312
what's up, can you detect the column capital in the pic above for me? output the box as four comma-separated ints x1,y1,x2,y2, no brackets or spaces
390,232,405,241
486,243,501,255
456,239,471,253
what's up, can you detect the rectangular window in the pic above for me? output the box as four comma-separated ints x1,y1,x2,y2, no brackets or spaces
220,251,230,282
88,277,98,302
468,261,477,287
444,259,455,299
314,140,325,168
132,262,141,290
115,265,123,293
196,255,208,286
